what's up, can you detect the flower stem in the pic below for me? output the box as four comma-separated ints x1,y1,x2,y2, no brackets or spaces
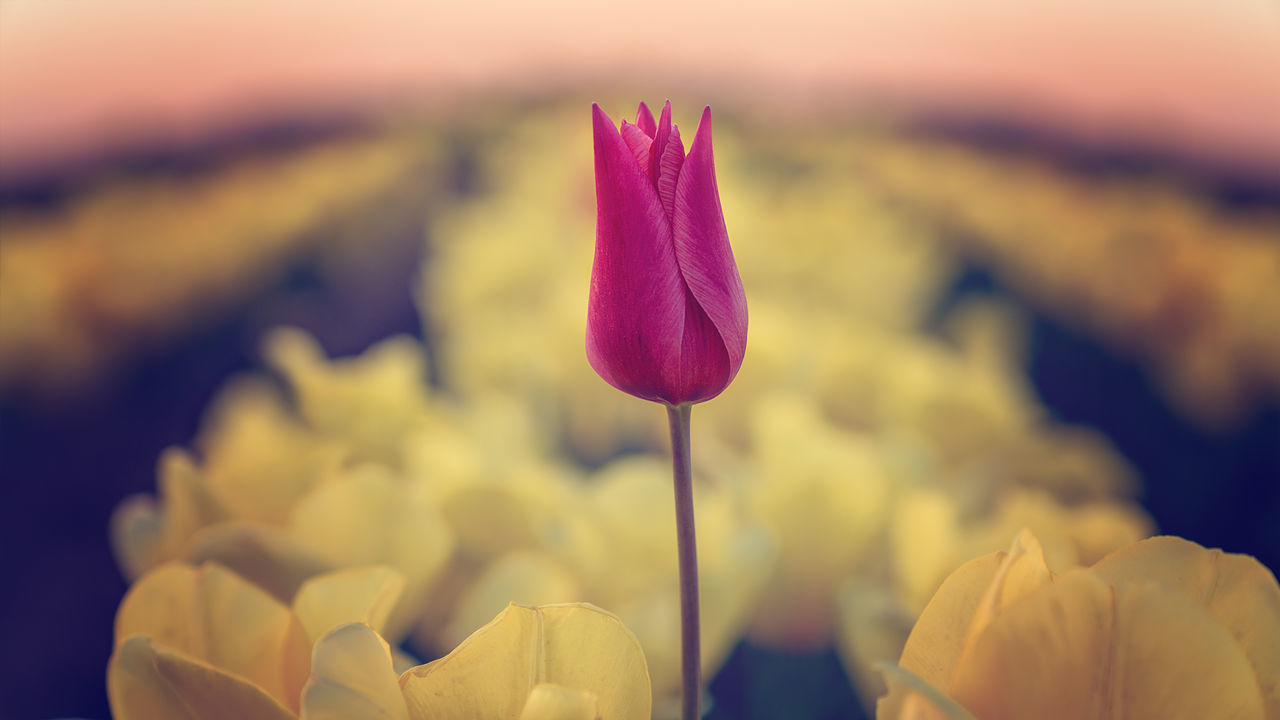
666,402,700,720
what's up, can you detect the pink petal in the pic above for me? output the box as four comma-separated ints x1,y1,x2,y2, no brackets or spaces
654,123,684,221
635,102,657,138
678,285,732,403
619,121,652,172
672,106,748,380
587,103,686,402
648,100,674,188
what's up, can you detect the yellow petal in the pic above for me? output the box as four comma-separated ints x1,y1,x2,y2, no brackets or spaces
879,552,1000,720
182,521,335,603
518,683,600,720
879,531,1052,718
293,566,406,646
400,602,651,720
440,470,571,561
109,635,296,720
950,570,1265,720
115,562,311,713
110,449,229,580
954,529,1052,669
199,378,346,525
1092,536,1280,719
445,551,581,649
300,623,409,720
264,328,436,466
110,494,164,582
290,465,454,640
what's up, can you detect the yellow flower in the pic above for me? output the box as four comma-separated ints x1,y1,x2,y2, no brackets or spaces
435,455,775,718
110,562,653,720
876,530,1280,720
109,562,405,719
741,393,890,649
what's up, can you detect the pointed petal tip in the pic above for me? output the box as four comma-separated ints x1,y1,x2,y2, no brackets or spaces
698,105,713,131
635,102,657,137
592,104,620,144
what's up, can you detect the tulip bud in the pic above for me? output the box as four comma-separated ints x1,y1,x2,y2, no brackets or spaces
587,101,748,406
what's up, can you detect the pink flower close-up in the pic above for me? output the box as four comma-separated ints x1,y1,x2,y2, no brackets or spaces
587,101,748,407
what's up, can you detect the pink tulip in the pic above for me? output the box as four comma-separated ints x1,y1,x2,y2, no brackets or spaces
587,101,748,406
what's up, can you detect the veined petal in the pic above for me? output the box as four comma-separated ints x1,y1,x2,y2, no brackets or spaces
619,122,652,173
109,635,297,720
1091,537,1280,718
114,563,311,713
655,123,684,221
635,102,656,138
518,684,599,720
678,285,732,403
399,602,651,720
672,106,748,385
950,570,1265,720
649,101,674,188
587,103,685,404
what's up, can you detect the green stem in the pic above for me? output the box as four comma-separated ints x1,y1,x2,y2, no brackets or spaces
666,402,700,720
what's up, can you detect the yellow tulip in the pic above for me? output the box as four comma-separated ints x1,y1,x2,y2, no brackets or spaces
876,530,1280,720
399,603,651,720
111,563,653,720
109,562,405,719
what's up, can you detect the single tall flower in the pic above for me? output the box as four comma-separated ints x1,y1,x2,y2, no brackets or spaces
587,100,748,720
587,100,747,406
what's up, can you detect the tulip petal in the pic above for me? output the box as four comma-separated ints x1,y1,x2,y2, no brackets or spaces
672,106,748,382
654,122,684,221
289,465,454,641
648,100,674,189
518,683,600,720
951,570,1265,720
619,122,652,173
635,102,656,138
587,103,685,403
114,562,312,713
109,635,297,720
300,623,409,720
678,286,733,403
399,602,651,720
182,521,335,604
444,551,582,650
954,529,1052,670
1092,537,1280,718
879,552,1002,720
292,566,406,646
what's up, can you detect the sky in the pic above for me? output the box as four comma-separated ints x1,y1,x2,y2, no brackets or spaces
2,0,1278,175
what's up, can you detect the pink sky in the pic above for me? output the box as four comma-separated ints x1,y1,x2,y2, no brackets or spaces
2,0,1278,175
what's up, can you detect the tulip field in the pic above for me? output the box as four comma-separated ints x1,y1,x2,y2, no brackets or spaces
1,97,1277,719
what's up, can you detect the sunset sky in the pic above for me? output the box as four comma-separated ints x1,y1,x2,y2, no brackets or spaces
2,0,1278,175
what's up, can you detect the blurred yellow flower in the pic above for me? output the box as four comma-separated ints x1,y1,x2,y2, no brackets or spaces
398,602,651,720
109,562,404,719
876,529,1280,720
111,562,652,720
434,455,775,718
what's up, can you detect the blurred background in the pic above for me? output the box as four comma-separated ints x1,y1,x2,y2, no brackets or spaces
1,1,1278,718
